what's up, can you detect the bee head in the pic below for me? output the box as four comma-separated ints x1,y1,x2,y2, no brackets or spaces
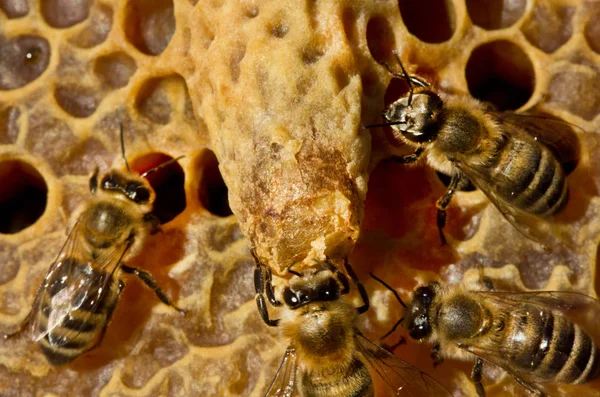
99,170,154,205
383,90,443,144
283,267,341,310
406,283,438,340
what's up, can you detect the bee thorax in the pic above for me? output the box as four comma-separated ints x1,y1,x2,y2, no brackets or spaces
437,295,486,340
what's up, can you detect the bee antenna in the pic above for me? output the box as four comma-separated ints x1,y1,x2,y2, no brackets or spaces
119,123,132,172
369,272,407,308
393,52,414,106
140,155,185,178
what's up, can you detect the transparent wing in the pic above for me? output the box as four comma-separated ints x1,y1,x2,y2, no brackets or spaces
29,217,131,346
473,290,600,340
494,111,581,169
355,332,452,397
456,154,571,249
265,347,299,397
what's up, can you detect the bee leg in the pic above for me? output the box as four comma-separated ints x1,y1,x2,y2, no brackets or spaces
120,265,186,316
476,265,496,291
343,259,369,314
382,336,406,352
254,264,280,327
391,147,424,164
142,213,163,235
322,257,350,295
471,358,485,397
436,174,460,246
431,344,444,367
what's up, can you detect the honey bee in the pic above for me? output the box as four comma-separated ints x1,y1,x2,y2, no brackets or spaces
365,53,579,246
4,125,186,365
253,255,452,396
372,273,600,396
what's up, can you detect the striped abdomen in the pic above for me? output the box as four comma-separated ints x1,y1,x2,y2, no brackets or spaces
33,258,121,365
486,133,568,217
499,305,600,384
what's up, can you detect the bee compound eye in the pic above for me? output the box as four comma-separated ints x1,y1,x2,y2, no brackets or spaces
283,288,298,307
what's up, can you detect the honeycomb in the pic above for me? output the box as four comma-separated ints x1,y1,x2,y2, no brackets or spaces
0,0,599,396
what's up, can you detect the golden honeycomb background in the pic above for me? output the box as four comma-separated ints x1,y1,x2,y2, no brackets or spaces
1,0,600,396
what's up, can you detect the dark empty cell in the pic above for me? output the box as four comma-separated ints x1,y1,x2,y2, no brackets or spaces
0,0,29,19
54,85,100,118
41,0,91,28
366,16,395,65
522,4,575,53
0,160,47,234
131,153,186,224
0,35,50,90
68,3,113,49
198,150,232,217
546,69,600,121
584,7,600,54
124,0,175,56
465,40,534,110
94,52,137,89
466,0,526,30
135,74,191,124
398,0,455,43
0,105,21,144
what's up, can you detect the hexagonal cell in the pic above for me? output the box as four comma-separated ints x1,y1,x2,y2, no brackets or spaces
197,150,232,217
0,105,20,144
135,74,191,125
584,4,600,54
466,0,526,30
124,0,175,56
366,16,396,65
0,160,47,234
68,3,113,49
465,40,534,110
521,2,575,53
41,0,92,28
54,85,101,118
546,66,600,121
94,52,137,89
398,0,455,43
0,35,50,91
131,153,186,224
0,0,29,19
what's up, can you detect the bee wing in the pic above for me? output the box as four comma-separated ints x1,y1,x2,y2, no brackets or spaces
474,290,600,339
355,332,453,397
265,347,299,397
456,159,570,248
494,112,581,168
29,218,131,346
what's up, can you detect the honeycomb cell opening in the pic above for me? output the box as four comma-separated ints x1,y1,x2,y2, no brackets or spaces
366,16,396,65
398,0,455,43
124,0,175,56
0,0,29,19
465,40,534,111
0,35,51,91
41,0,91,29
94,52,137,89
466,0,526,30
197,150,232,217
131,153,186,224
0,160,47,234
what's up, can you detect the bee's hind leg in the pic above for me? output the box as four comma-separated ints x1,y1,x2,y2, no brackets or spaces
471,358,486,397
431,344,444,367
436,174,460,246
121,265,186,316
